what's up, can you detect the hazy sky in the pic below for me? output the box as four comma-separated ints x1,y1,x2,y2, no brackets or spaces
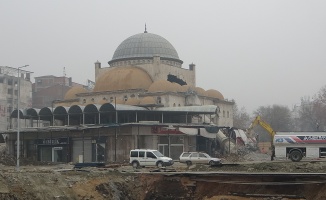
1,1,326,113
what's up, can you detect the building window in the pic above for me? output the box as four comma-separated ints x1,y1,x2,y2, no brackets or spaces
223,110,225,117
91,98,95,102
173,103,176,107
7,79,13,86
124,95,128,102
227,111,229,118
157,97,161,104
83,99,86,104
178,104,181,107
7,89,13,94
110,97,113,102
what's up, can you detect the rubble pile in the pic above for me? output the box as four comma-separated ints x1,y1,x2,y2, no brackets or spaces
242,151,271,161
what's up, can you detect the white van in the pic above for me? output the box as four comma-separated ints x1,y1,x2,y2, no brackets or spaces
129,149,174,168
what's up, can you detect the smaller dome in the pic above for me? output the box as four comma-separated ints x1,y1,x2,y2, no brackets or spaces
180,85,190,92
205,89,224,100
64,87,88,100
148,80,173,92
171,82,182,92
195,87,206,96
94,67,153,92
125,98,140,105
140,96,155,105
180,85,196,93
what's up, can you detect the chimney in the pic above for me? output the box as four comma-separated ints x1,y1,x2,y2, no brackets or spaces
189,63,196,71
95,60,101,69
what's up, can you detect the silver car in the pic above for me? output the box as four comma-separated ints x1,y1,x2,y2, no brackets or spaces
179,152,221,166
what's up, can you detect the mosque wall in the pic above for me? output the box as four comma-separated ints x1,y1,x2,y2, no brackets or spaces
200,97,213,105
77,90,144,106
161,94,185,107
216,103,234,127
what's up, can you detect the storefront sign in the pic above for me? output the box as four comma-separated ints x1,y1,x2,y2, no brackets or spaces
36,138,68,145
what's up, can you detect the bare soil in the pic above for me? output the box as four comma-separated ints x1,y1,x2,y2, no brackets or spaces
0,152,325,199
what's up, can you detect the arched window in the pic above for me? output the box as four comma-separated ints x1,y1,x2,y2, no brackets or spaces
223,110,225,117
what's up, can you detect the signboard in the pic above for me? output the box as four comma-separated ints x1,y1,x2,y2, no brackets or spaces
275,135,326,144
36,138,68,145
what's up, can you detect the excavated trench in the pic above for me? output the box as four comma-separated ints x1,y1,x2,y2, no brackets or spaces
93,173,326,200
2,160,326,200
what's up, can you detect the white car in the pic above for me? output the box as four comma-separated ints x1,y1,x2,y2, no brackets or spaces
179,152,221,166
130,149,174,168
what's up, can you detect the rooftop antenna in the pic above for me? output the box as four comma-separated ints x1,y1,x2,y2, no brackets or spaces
144,23,147,33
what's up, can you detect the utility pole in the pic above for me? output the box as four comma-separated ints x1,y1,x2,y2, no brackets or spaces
16,65,29,172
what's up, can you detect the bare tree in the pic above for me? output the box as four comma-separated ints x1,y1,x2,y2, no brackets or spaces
312,85,326,131
233,103,251,129
296,86,326,131
253,104,293,131
297,96,318,131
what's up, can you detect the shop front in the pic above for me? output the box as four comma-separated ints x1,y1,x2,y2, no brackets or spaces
37,138,69,162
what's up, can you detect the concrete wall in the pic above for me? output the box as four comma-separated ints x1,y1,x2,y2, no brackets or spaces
0,74,32,131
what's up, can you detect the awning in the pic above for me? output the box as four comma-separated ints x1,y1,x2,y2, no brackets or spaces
179,128,198,136
199,128,216,139
158,129,184,134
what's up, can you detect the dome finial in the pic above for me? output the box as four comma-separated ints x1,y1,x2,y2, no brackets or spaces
144,23,147,33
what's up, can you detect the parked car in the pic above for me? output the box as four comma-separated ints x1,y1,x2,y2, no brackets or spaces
130,149,174,168
179,152,221,166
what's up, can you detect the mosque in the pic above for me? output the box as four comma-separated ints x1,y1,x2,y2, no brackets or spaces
5,29,235,163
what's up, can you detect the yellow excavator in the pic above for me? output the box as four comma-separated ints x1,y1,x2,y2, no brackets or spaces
246,116,276,160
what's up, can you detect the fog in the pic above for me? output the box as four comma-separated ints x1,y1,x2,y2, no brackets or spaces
1,1,326,113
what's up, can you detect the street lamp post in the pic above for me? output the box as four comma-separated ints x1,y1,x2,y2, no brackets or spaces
16,65,28,171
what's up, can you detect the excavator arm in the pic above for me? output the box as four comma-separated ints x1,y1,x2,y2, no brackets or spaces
247,116,276,160
247,116,276,139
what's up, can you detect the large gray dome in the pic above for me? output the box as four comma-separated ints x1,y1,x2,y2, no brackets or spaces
108,32,183,64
